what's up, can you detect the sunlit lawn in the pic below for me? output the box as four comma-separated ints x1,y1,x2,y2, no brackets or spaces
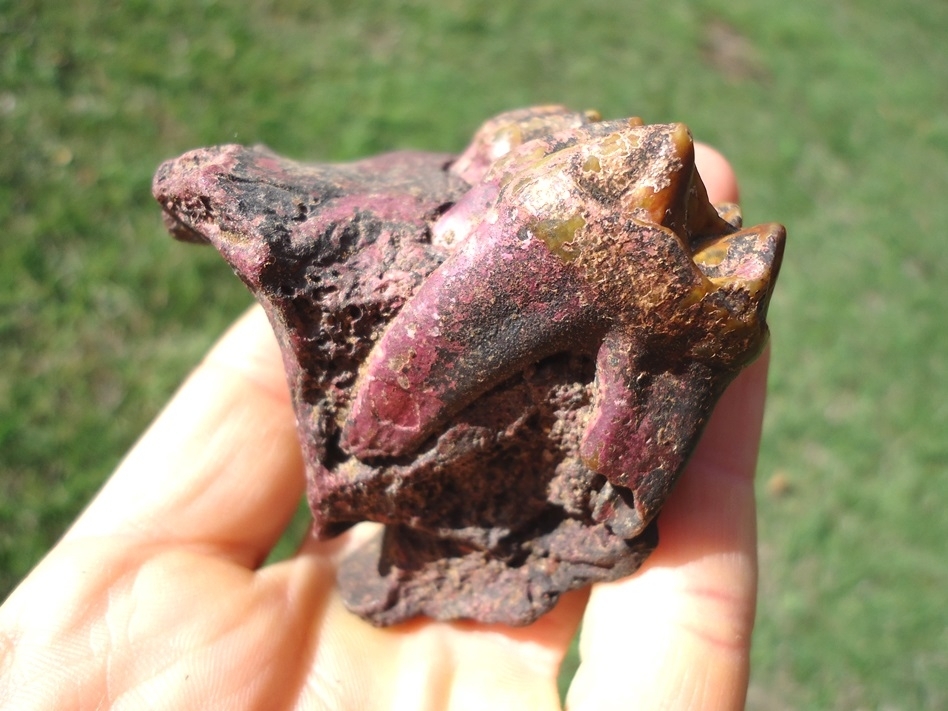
2,1,946,707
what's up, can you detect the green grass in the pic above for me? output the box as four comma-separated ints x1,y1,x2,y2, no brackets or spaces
2,0,947,707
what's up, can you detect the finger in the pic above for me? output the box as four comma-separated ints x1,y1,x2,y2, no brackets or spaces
66,305,305,568
696,142,740,204
568,351,768,711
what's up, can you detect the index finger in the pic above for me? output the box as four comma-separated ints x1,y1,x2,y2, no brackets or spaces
65,306,306,568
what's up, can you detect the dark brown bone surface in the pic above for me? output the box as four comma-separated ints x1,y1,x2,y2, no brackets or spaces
153,106,785,626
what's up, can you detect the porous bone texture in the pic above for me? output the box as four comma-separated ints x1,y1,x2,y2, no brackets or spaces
153,105,784,625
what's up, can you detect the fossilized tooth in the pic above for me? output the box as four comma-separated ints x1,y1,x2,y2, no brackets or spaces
153,106,784,626
448,104,601,184
342,120,784,529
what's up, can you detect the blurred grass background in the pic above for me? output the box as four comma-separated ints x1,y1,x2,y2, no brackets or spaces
2,0,946,707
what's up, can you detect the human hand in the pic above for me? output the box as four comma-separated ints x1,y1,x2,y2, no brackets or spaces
0,145,763,710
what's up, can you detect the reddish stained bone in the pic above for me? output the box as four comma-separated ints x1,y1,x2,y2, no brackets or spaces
342,120,783,527
153,106,784,626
